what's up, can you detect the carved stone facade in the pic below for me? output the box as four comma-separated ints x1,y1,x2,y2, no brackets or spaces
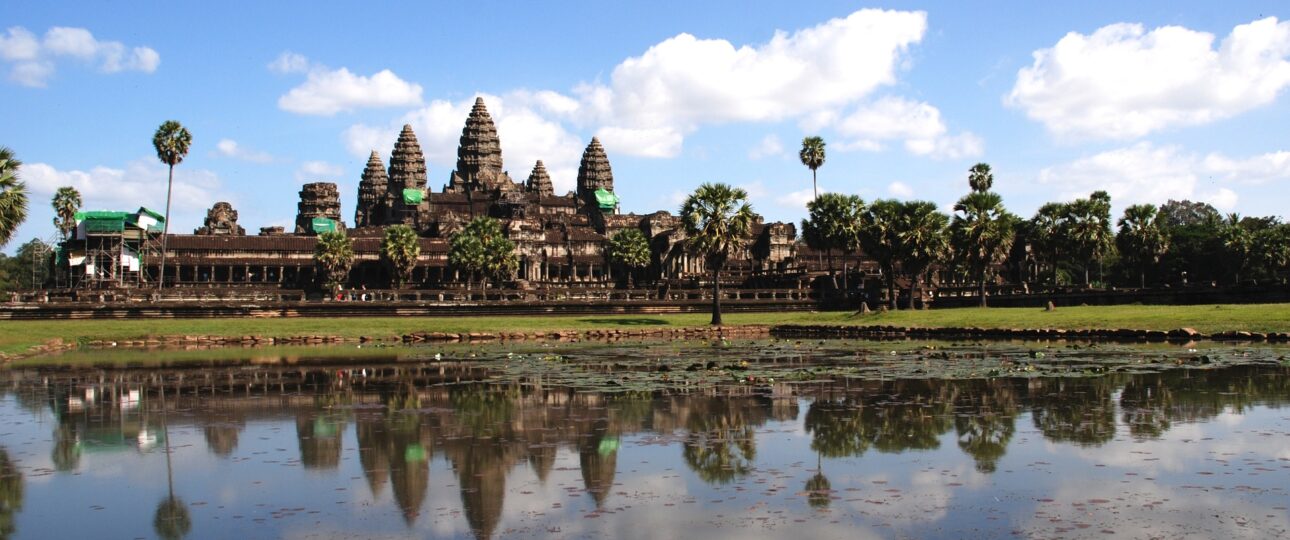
150,96,798,290
195,202,245,236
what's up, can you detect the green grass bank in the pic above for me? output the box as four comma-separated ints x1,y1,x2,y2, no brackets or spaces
4,303,1290,357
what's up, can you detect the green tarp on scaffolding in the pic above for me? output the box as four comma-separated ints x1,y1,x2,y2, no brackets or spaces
311,217,338,234
402,188,424,205
594,188,619,212
82,211,130,234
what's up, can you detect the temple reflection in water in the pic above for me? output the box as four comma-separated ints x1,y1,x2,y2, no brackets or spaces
2,361,1289,539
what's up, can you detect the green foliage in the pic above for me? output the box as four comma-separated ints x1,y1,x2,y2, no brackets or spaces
1065,191,1116,285
313,230,354,290
680,183,756,325
950,191,1018,307
799,136,826,199
381,224,421,288
152,121,192,167
607,228,650,270
0,147,29,248
967,162,993,193
860,199,902,306
52,186,82,240
0,238,52,292
1116,204,1169,287
896,200,950,306
801,192,863,270
448,217,518,288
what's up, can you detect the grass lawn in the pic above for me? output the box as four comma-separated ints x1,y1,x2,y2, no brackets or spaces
3,303,1289,356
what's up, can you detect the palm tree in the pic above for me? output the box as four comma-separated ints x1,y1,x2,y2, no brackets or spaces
381,224,421,288
896,201,950,309
1029,202,1069,285
0,147,29,248
152,121,193,289
968,163,993,193
950,191,1017,307
52,186,82,240
1116,204,1168,288
606,228,651,287
801,193,864,279
1218,213,1252,285
799,136,826,201
859,199,902,310
1067,192,1115,286
314,230,354,292
448,216,518,290
680,183,756,325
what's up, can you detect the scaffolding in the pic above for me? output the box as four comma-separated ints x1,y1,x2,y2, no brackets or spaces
61,208,164,289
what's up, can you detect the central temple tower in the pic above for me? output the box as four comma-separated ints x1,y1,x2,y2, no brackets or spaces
445,97,516,193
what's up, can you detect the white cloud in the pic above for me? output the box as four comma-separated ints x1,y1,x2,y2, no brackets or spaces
277,53,423,115
1009,17,1290,139
22,160,226,232
594,126,682,158
268,51,310,74
887,181,914,198
345,94,585,194
832,96,983,159
1034,142,1290,211
214,139,275,163
0,26,159,87
295,160,344,181
567,8,926,157
748,134,784,160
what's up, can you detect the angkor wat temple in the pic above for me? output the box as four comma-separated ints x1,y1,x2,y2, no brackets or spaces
63,97,798,290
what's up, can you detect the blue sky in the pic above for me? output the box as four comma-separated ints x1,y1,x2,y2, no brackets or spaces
4,1,1290,253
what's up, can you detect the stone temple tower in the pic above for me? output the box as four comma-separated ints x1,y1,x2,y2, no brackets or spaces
355,151,389,227
446,97,515,193
525,160,554,197
387,124,428,225
576,137,616,213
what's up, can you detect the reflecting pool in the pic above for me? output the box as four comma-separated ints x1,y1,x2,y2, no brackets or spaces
1,340,1288,539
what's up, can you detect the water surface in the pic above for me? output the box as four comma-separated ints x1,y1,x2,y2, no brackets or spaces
1,340,1288,539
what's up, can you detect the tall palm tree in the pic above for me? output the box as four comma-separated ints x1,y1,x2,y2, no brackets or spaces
448,216,518,290
859,199,902,310
680,183,756,325
381,224,421,288
314,230,354,292
152,121,193,289
896,201,950,309
950,191,1017,307
801,192,864,277
1116,204,1168,288
799,136,826,201
1218,213,1252,285
52,186,82,240
1029,202,1069,285
1066,192,1114,286
968,163,993,193
0,147,29,248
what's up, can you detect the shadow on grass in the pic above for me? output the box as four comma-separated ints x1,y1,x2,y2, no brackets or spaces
577,317,671,326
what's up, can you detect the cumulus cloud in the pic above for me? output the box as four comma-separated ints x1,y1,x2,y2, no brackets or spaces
345,93,585,194
214,139,275,163
570,9,927,157
22,160,226,232
275,53,423,116
832,96,983,158
295,160,344,181
748,134,784,160
887,181,915,198
0,26,159,87
1009,17,1290,140
1033,142,1290,211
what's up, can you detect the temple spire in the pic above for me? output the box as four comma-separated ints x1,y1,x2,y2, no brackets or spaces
576,137,614,210
388,124,428,224
447,97,511,193
525,160,554,197
356,150,390,227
